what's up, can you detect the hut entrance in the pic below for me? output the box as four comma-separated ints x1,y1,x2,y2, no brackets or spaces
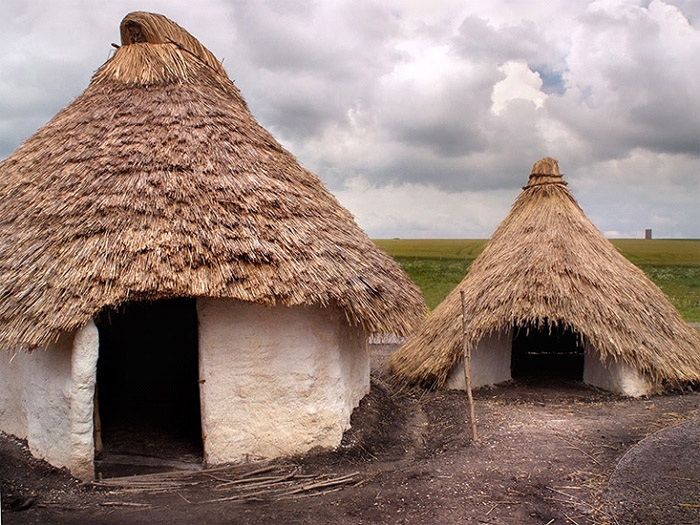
511,322,584,380
95,298,202,475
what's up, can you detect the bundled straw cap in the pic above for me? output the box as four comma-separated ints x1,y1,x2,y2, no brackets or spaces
527,157,565,188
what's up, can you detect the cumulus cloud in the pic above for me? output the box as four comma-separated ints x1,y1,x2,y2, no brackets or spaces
550,0,700,161
334,176,519,238
1,0,698,238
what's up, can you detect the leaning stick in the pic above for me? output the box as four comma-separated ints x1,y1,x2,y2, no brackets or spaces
461,290,478,442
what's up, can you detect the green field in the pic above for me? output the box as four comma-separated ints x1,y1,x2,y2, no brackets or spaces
373,239,700,322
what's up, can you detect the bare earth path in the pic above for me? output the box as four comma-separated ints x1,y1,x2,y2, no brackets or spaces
1,344,698,524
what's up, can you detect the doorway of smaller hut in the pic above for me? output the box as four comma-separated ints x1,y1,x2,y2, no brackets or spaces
511,321,584,381
95,298,202,476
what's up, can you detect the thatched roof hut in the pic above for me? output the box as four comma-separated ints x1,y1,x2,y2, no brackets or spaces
390,157,700,396
0,11,425,480
0,12,424,351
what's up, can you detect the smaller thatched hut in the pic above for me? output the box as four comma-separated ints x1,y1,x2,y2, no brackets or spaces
390,157,700,397
0,12,426,480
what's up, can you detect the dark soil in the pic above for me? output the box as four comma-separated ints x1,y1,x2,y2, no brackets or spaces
606,417,700,525
1,344,699,524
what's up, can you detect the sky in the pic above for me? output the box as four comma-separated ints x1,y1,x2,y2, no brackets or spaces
1,0,698,239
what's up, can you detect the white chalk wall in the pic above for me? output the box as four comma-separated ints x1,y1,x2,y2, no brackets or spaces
445,331,655,397
0,321,98,481
583,345,653,397
69,321,99,480
24,333,73,470
197,299,369,464
446,331,512,390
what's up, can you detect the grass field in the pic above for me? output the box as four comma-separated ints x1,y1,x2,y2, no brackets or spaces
373,239,700,322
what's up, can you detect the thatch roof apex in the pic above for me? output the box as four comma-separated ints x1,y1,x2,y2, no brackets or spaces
0,11,426,351
531,157,560,176
118,12,225,76
527,157,565,188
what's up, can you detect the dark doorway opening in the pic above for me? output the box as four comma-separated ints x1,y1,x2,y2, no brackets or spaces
95,298,202,476
511,322,584,381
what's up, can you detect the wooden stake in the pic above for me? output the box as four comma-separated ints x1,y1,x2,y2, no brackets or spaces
94,387,103,459
461,290,478,442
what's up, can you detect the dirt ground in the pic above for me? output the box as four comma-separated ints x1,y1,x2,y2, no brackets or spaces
1,344,699,525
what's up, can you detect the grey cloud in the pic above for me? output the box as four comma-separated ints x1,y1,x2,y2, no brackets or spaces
659,0,700,23
365,95,560,192
226,1,404,144
391,121,486,158
0,1,698,239
0,2,123,157
546,2,700,165
228,1,402,83
248,70,352,137
574,179,700,239
343,140,532,194
453,16,567,70
374,64,501,162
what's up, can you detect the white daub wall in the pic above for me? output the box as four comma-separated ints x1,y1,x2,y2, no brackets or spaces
445,331,653,397
197,299,369,464
0,301,370,477
0,321,99,481
583,345,653,397
0,351,29,440
446,331,512,390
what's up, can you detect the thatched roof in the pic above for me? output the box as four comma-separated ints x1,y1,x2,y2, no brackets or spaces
0,11,426,351
390,157,700,389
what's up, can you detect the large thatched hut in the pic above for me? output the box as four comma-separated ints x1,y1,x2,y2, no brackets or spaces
0,12,426,480
390,157,700,397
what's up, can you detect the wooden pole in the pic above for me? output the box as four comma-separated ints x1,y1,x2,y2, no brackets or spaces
94,387,103,460
461,290,478,442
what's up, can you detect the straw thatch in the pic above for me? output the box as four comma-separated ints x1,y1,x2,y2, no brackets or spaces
390,157,700,389
0,11,426,352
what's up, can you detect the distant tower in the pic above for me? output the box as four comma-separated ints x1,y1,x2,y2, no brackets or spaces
645,229,652,240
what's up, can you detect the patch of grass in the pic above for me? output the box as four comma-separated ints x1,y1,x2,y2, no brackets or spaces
638,265,700,322
393,257,473,310
611,239,700,266
375,239,700,321
373,239,487,260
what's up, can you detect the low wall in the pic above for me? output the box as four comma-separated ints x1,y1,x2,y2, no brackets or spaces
197,299,369,463
0,321,99,480
1,301,371,476
583,345,653,397
446,331,512,390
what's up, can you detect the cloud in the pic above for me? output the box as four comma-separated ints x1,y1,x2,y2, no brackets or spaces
0,0,698,239
491,61,548,114
335,177,518,238
548,0,700,161
571,149,700,237
224,1,404,140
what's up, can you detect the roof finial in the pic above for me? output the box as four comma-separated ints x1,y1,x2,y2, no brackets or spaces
526,157,565,188
531,157,560,176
